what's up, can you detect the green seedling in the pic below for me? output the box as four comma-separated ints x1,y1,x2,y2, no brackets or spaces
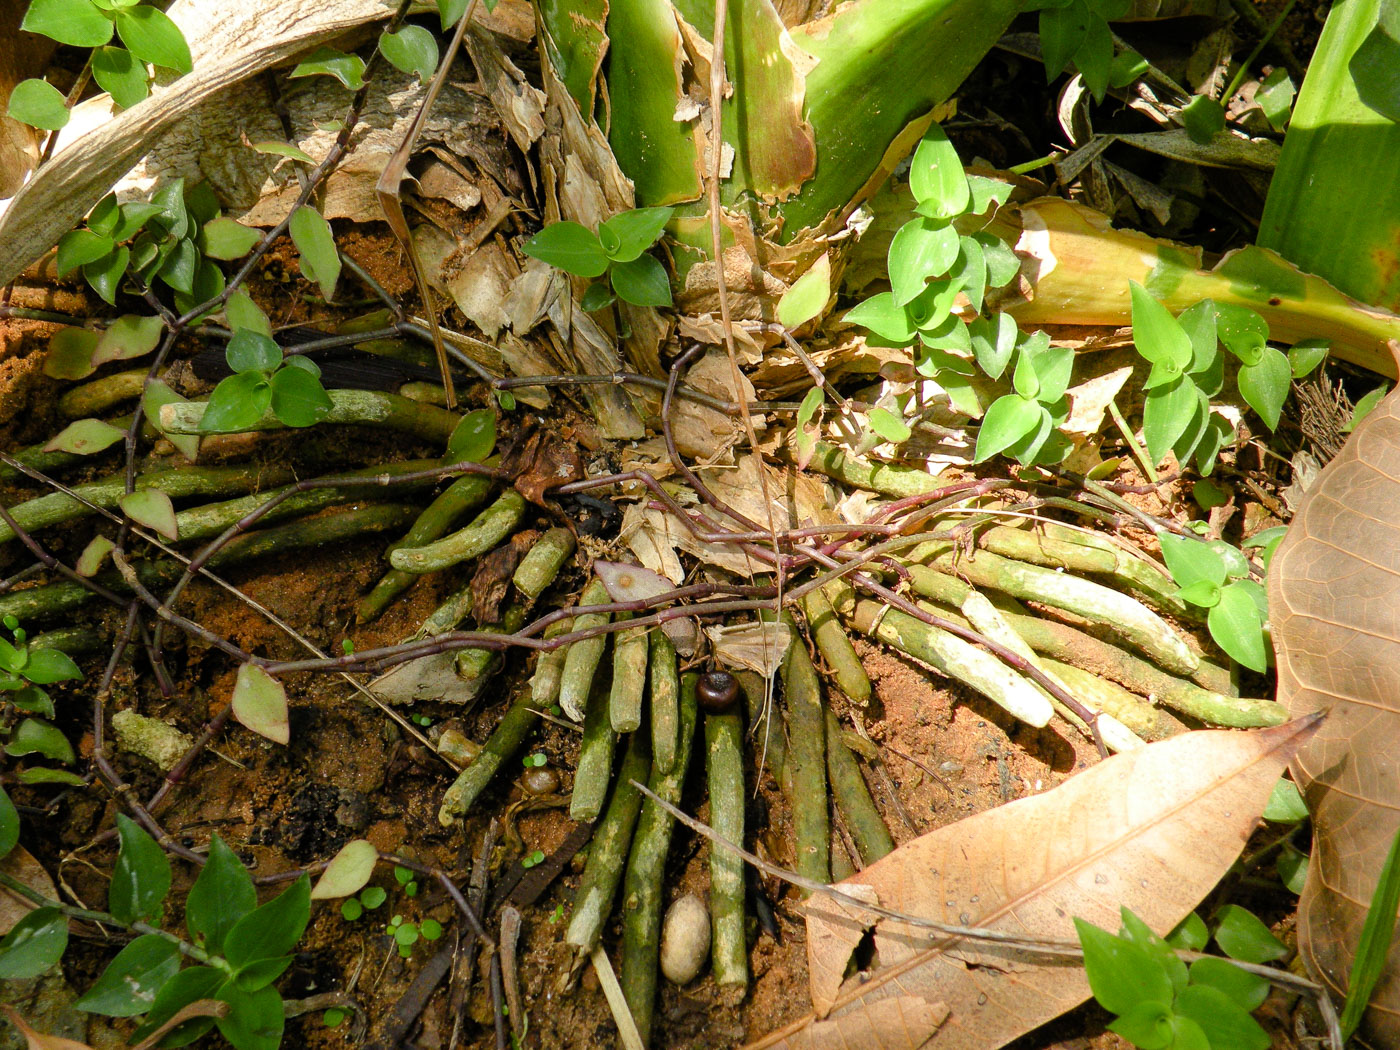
393,864,419,897
520,849,546,870
523,751,548,769
198,329,333,433
0,617,84,785
521,207,675,308
1158,533,1268,673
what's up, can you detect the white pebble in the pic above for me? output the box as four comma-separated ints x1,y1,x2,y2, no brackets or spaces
659,894,710,985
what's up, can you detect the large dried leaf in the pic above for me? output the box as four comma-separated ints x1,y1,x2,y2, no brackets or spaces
1269,361,1400,1044
750,719,1317,1049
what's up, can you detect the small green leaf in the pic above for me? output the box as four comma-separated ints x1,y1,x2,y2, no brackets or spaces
380,24,439,84
1107,1000,1173,1050
1074,917,1174,1018
1159,533,1228,591
223,875,311,967
120,488,178,540
201,217,262,260
226,330,282,374
76,934,181,1016
1192,478,1229,511
289,46,365,89
1242,525,1288,571
200,373,272,433
977,231,1021,290
421,918,443,940
579,282,614,311
1130,282,1192,369
360,885,387,909
1339,823,1400,1040
187,833,256,955
310,839,378,900
57,229,116,277
1214,302,1269,365
269,365,332,427
0,785,17,859
110,813,172,925
1118,908,1187,993
447,409,496,462
92,313,164,366
777,254,831,329
1108,48,1148,88
1288,338,1329,378
226,291,273,338
1173,983,1270,1050
84,245,131,305
114,6,192,73
1213,905,1288,963
1180,95,1226,144
1175,579,1222,608
1208,583,1268,671
112,202,163,241
23,648,81,684
1345,384,1389,433
142,379,200,461
887,218,960,306
598,207,673,263
283,355,320,377
974,394,1043,463
908,124,969,218
521,222,608,277
92,46,149,109
609,254,672,307
0,907,68,979
1189,956,1270,1013
8,78,69,130
1168,912,1209,952
1022,340,1074,404
1277,842,1308,895
965,175,1012,215
250,140,316,164
22,0,114,47
341,898,363,921
1142,375,1199,467
43,418,126,456
1257,66,1295,129
867,407,911,444
44,327,101,380
969,313,1018,380
15,768,84,786
844,292,915,344
216,980,285,1050
230,663,289,745
1074,13,1114,102
1236,346,1291,431
289,205,341,301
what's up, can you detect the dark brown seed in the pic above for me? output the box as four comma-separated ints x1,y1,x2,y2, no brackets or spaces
696,671,740,712
522,766,561,795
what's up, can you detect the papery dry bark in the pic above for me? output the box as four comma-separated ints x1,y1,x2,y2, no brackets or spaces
749,718,1317,1050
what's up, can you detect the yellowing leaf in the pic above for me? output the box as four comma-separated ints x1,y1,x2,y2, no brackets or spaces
119,488,177,540
230,664,289,745
310,839,378,899
777,254,832,330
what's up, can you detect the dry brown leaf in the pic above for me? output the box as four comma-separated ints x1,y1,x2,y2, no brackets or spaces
0,1007,92,1050
1269,359,1400,1044
0,846,59,935
749,718,1317,1050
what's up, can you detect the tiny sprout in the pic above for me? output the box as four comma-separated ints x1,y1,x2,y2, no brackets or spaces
521,849,546,870
341,898,363,921
412,714,433,727
4,615,17,631
421,918,444,941
394,865,413,885
404,880,419,898
360,886,387,909
549,903,565,923
524,751,548,768
323,1008,346,1028
342,638,355,654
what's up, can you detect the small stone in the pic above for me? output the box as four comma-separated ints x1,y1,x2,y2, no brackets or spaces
522,766,560,795
660,894,710,985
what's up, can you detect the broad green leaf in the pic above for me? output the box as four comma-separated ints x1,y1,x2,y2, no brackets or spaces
22,0,114,47
908,278,962,332
1171,388,1211,467
289,46,365,89
1350,9,1400,122
776,254,831,329
597,207,673,263
888,218,959,305
974,394,1043,463
199,373,272,433
521,222,608,277
114,6,192,73
1168,912,1209,952
953,234,987,313
109,813,171,925
1195,412,1234,475
1074,917,1174,1018
120,488,178,540
149,177,189,238
130,965,223,1045
158,237,199,294
201,217,261,260
223,875,311,967
230,663,289,745
1169,1013,1212,1050
1180,94,1226,143
187,834,255,954
23,648,81,684
1158,532,1228,590
1236,346,1291,431
0,785,17,858
42,418,125,456
1192,478,1228,509
1107,1000,1172,1050
918,316,971,354
1176,299,1220,382
226,291,272,338
1242,525,1288,571
1039,0,1091,76
93,313,164,365
1209,540,1251,580
113,201,162,241
609,254,672,307
1288,338,1329,378
232,955,294,991
83,245,130,305
1118,908,1186,993
447,409,496,462
1021,340,1074,403
216,980,285,1050
56,229,116,276
867,407,911,444
976,231,1021,290
1339,824,1400,1040
1213,904,1287,963
908,124,969,219
1012,347,1041,399
1074,13,1114,102
92,46,148,109
1189,957,1270,1013
1129,282,1192,369
1277,842,1308,895
1262,776,1307,823
8,78,70,131
250,140,316,164
310,839,378,899
844,292,915,344
289,206,340,301
437,0,468,27
0,907,67,979
226,330,281,374
1142,375,1198,467
1213,302,1269,365
380,24,439,84
969,313,1018,380
76,934,181,1016
1173,984,1270,1050
44,327,101,380
268,365,332,427
1008,405,1060,465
